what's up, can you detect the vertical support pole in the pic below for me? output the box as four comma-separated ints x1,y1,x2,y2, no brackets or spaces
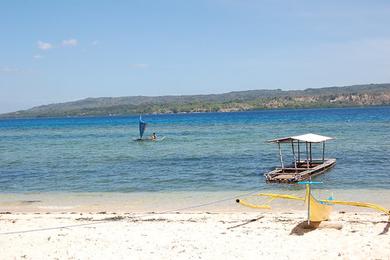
278,142,284,169
307,184,311,226
306,142,309,168
309,142,312,163
322,142,325,163
297,141,300,164
291,140,297,169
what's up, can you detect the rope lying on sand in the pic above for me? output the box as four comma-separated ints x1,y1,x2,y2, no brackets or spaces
0,190,260,235
157,190,259,214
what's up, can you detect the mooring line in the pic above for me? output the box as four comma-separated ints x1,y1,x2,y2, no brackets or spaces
0,190,259,235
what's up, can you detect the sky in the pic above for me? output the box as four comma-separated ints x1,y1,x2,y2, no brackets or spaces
1,0,390,113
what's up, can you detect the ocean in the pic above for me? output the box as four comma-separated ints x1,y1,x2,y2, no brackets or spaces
0,106,389,194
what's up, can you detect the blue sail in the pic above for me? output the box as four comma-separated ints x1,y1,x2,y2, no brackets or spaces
139,116,147,139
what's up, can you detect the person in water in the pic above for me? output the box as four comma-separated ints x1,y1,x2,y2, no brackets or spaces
151,133,157,140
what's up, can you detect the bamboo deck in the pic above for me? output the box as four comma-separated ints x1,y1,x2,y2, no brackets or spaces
264,159,336,183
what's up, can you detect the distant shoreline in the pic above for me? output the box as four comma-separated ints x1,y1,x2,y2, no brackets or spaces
1,104,389,120
1,83,390,119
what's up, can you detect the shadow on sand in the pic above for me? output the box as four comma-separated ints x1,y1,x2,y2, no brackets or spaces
290,221,320,236
290,221,343,236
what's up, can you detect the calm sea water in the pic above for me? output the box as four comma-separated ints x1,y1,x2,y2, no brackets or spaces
0,107,389,193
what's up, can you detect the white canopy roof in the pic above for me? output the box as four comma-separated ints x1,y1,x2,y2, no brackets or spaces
268,133,334,143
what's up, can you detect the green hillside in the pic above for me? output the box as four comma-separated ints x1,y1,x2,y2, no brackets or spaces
2,83,390,118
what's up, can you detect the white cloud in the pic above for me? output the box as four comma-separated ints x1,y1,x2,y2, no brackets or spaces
0,67,37,75
33,54,43,59
37,41,53,50
129,63,149,69
62,39,78,47
0,66,32,75
0,66,20,73
92,40,99,46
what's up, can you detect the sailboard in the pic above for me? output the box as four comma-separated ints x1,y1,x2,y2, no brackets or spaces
133,136,166,142
139,115,146,139
133,115,165,142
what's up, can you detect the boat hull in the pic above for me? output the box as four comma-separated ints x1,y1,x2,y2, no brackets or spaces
264,159,336,183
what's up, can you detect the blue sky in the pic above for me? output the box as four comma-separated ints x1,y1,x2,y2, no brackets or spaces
1,0,390,113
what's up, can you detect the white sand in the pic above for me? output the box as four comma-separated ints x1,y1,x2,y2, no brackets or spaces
0,211,389,260
1,191,389,259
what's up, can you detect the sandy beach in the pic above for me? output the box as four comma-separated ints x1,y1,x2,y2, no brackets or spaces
1,192,389,260
3,0,390,258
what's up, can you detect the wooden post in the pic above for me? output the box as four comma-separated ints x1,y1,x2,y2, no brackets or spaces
306,142,309,168
278,142,284,169
309,142,312,164
297,141,300,164
322,142,325,163
291,140,297,169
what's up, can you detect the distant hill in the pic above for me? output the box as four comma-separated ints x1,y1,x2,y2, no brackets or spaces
2,83,390,118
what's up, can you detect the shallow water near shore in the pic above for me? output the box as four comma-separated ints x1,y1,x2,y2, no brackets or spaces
1,188,390,213
0,106,390,194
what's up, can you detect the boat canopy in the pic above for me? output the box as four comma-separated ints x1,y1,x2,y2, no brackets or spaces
268,133,334,143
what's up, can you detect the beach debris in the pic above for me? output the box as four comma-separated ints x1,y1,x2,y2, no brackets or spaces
379,217,390,235
99,216,125,221
75,217,93,221
19,200,41,204
227,216,264,230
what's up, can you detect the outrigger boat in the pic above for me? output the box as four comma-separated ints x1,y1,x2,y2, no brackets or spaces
264,133,336,183
236,181,390,225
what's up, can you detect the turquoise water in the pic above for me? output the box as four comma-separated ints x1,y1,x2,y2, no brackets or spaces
0,107,389,193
